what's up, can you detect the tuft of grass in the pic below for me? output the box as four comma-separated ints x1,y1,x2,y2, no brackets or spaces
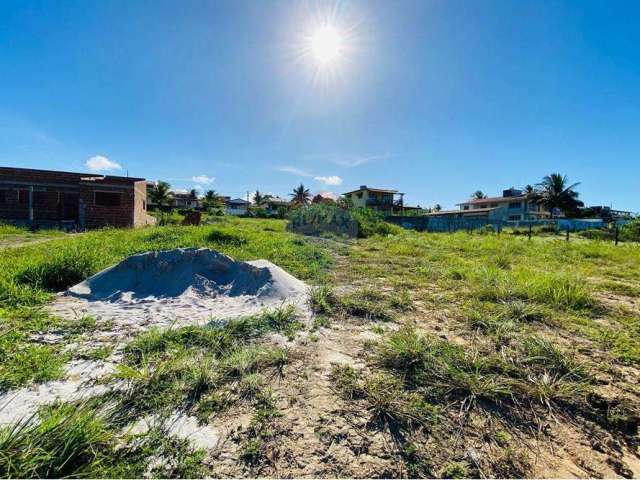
330,365,439,430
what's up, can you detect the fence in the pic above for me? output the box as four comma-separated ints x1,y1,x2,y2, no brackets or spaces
386,216,630,234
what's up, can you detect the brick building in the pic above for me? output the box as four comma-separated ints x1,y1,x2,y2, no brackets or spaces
0,166,154,229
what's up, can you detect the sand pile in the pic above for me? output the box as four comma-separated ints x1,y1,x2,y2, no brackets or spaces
50,248,309,331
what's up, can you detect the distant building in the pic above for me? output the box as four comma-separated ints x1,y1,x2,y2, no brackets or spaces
429,188,550,222
342,185,421,214
170,190,200,209
263,196,289,215
225,198,250,216
581,206,634,221
0,166,152,229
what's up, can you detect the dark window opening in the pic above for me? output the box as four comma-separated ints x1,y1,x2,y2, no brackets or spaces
0,190,6,204
508,201,522,209
143,199,147,210
18,190,28,204
95,191,121,207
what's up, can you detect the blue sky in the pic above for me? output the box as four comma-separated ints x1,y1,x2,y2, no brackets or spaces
1,0,638,210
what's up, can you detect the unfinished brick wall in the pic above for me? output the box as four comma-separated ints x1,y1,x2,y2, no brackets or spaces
0,167,148,229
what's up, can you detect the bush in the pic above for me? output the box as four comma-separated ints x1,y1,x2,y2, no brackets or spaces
351,208,401,238
620,219,640,242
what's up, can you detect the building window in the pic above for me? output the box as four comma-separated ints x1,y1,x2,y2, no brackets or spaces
462,205,469,210
18,189,29,204
508,215,521,221
490,203,499,207
508,201,522,209
479,204,487,209
95,191,121,207
0,190,6,204
143,199,146,210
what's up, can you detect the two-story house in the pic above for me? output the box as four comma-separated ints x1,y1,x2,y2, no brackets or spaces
456,188,550,221
427,188,550,222
342,185,406,214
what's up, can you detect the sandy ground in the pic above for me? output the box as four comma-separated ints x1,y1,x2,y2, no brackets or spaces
0,248,311,450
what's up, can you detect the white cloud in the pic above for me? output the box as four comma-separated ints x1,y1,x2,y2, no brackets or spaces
330,154,392,168
316,191,338,199
278,165,312,177
193,184,204,192
85,155,122,172
314,175,343,186
191,175,214,184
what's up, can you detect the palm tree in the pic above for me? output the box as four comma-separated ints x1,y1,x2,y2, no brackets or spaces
290,184,311,205
471,190,487,200
149,181,173,209
433,203,442,212
537,173,583,218
253,190,266,207
203,190,223,210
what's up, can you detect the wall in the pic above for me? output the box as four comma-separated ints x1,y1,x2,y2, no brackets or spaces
0,167,147,229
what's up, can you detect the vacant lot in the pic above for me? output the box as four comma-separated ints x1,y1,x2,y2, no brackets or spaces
0,218,638,478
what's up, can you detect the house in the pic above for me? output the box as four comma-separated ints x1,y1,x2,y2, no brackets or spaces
264,196,289,215
170,189,200,209
430,188,550,222
0,166,153,229
581,206,634,222
225,198,250,216
342,185,408,214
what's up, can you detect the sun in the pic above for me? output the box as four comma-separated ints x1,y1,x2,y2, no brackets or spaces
309,25,343,65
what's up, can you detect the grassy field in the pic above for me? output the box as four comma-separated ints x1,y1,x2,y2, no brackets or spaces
0,218,638,477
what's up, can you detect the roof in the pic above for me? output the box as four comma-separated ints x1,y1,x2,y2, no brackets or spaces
266,196,289,204
458,195,528,206
0,166,144,184
342,186,401,195
227,198,250,205
426,207,499,216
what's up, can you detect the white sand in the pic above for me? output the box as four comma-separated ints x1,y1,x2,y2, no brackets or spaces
49,248,310,333
1,248,309,451
0,360,114,425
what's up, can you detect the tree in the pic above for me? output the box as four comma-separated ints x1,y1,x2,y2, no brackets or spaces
290,184,311,205
537,173,583,218
471,190,487,200
433,203,442,212
189,188,198,200
253,190,266,207
149,181,173,209
203,190,224,211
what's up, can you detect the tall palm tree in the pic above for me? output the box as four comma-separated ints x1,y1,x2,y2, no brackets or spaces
253,190,266,207
471,190,487,200
290,184,311,205
203,190,223,210
149,181,173,209
433,203,442,212
537,173,583,218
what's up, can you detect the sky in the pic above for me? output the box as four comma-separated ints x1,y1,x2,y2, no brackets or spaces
0,0,639,210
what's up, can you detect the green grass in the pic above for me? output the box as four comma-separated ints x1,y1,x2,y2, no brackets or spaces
0,218,330,391
0,403,206,478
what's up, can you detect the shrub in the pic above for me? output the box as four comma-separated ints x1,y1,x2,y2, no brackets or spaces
620,219,640,242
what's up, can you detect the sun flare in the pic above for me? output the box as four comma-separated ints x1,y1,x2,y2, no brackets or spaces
309,25,343,65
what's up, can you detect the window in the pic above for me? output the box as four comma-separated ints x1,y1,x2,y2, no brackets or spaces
462,205,469,210
18,189,28,204
478,204,487,209
508,215,521,221
490,203,499,207
95,191,121,207
0,190,6,204
143,199,147,210
508,201,522,209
